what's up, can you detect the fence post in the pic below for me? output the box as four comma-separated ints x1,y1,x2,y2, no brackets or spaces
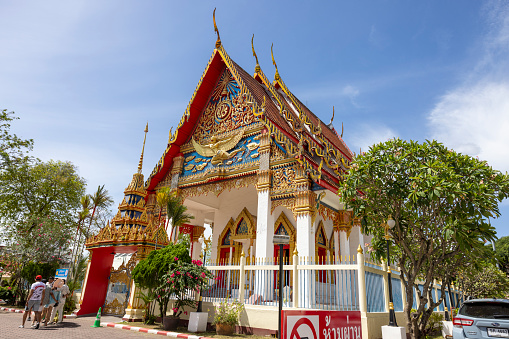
357,245,368,339
293,249,299,308
239,250,246,303
382,260,390,312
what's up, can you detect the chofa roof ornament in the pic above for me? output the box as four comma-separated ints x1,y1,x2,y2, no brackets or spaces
213,8,221,49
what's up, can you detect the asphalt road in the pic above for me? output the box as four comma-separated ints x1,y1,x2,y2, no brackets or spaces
0,310,155,338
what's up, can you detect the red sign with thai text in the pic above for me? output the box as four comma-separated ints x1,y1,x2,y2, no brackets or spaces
282,310,362,339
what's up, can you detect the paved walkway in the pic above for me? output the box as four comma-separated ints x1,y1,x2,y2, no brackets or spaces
0,310,155,338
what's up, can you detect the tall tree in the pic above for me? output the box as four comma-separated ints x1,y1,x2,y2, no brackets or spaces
339,139,509,339
0,158,86,228
0,109,33,168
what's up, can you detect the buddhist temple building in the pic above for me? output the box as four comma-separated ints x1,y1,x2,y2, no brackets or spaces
78,19,393,336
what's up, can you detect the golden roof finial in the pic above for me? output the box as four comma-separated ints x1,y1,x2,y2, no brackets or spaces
330,106,335,125
341,122,344,138
213,8,221,49
251,34,260,74
137,122,148,174
271,43,281,82
168,127,173,144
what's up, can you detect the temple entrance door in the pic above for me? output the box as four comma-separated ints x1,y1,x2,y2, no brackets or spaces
103,254,135,316
218,247,235,288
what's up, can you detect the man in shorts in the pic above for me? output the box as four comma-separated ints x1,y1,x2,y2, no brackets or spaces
20,275,45,329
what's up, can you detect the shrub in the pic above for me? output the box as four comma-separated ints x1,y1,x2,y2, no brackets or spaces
212,300,244,326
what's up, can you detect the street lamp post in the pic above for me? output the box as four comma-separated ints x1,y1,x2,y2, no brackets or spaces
273,234,290,339
385,216,398,327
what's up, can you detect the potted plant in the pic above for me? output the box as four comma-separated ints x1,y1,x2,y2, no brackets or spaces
212,299,245,335
160,257,214,330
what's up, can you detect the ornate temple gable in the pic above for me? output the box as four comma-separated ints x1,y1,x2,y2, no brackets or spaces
177,67,266,186
230,207,257,240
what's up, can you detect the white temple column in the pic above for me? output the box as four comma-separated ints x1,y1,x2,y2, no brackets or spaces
296,214,314,258
255,188,272,259
254,130,273,301
339,230,350,261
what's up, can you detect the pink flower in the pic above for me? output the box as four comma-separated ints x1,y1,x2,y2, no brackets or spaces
184,311,188,315
174,257,178,261
7,287,11,290
200,272,206,278
172,307,178,313
171,273,175,277
176,271,180,275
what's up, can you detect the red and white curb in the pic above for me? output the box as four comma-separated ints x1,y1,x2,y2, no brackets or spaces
102,323,213,339
0,306,77,318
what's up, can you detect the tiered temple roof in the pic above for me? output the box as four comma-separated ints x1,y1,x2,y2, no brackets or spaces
145,33,353,195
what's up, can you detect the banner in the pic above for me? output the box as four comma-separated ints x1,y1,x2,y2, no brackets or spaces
282,310,362,339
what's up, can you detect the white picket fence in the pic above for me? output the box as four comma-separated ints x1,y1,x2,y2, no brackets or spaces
201,250,462,313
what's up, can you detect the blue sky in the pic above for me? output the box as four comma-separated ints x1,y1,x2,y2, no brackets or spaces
1,1,508,238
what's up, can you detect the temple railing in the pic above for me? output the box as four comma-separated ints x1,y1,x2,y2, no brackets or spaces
200,250,463,313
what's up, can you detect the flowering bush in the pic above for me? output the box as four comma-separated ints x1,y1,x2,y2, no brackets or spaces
157,257,214,318
212,299,244,326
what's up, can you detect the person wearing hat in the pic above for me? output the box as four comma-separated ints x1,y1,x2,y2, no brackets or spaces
19,275,45,329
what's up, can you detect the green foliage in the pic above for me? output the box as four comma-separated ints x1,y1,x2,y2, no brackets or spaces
339,138,509,339
161,258,214,317
0,109,33,168
132,242,191,290
0,158,86,226
159,188,194,241
64,296,76,314
0,285,15,304
456,262,509,298
132,241,192,317
21,261,59,282
495,236,509,274
0,158,86,265
425,312,444,336
212,300,244,326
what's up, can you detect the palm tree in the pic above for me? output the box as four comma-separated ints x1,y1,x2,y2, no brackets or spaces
69,195,90,281
86,185,113,238
162,190,194,243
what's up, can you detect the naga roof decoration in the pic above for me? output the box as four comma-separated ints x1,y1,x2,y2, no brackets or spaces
86,125,169,249
145,25,354,195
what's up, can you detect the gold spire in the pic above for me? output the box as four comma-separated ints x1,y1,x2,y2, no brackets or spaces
330,106,335,125
213,8,221,49
251,34,260,74
271,43,281,82
138,122,148,174
341,122,344,138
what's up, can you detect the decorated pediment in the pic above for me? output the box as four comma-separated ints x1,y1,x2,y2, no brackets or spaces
180,68,261,180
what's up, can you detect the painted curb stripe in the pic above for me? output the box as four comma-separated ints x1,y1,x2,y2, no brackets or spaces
100,322,211,338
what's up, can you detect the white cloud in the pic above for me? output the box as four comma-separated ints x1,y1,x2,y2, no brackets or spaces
429,81,509,172
428,0,509,174
348,124,398,154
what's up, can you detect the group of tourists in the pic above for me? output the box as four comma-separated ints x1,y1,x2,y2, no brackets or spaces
19,275,70,329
